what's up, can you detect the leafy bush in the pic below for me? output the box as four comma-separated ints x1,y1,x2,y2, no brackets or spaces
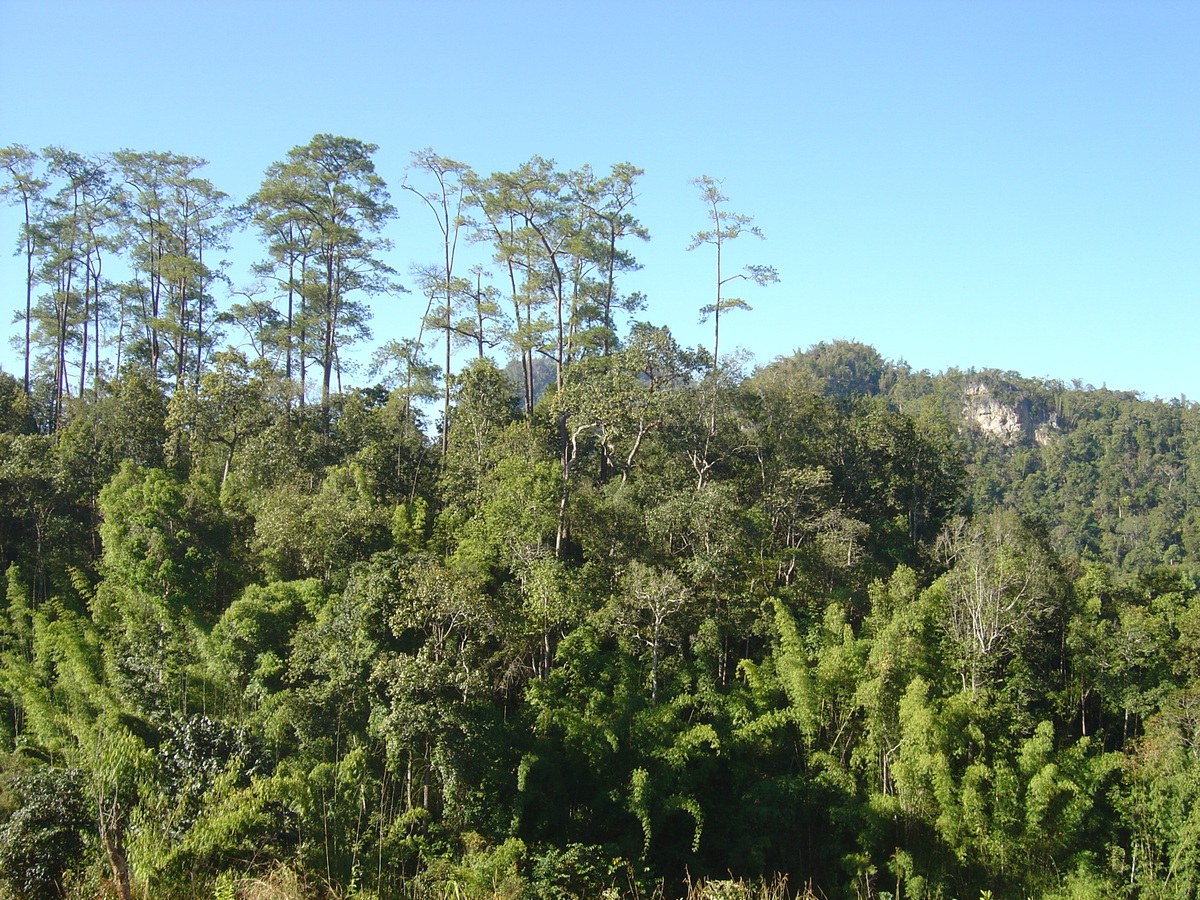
0,767,93,900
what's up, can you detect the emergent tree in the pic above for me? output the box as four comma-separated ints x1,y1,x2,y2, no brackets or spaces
246,134,396,415
688,175,778,372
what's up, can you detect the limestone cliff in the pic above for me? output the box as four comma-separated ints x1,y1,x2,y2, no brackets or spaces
962,381,1058,445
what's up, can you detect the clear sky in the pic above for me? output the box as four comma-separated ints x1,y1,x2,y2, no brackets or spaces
1,0,1197,399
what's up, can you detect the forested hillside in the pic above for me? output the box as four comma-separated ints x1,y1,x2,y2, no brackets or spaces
2,139,1200,900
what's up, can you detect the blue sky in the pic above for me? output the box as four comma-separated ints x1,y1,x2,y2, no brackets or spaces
1,0,1197,399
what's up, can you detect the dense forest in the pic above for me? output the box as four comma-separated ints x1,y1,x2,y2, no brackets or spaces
2,137,1200,900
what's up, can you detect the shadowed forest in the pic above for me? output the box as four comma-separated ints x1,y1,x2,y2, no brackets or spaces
2,138,1200,900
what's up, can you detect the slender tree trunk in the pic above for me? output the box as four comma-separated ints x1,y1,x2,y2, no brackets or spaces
195,239,206,387
22,194,34,393
299,317,308,409
54,261,75,427
443,284,451,454
604,230,617,356
92,250,102,397
286,268,295,383
651,619,660,703
712,237,723,371
79,263,91,399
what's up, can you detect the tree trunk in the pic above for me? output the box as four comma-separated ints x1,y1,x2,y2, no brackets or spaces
100,818,133,900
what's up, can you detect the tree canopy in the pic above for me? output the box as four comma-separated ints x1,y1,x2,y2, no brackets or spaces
1,140,1199,900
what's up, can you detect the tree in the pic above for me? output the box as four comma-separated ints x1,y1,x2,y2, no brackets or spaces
0,371,35,436
572,162,648,356
470,158,640,404
0,145,48,393
1121,692,1200,897
688,175,778,371
774,340,892,399
612,561,690,703
112,151,231,388
47,148,123,402
0,434,84,604
246,135,396,415
25,149,122,425
437,358,521,522
470,160,650,554
165,350,272,484
253,463,392,584
469,158,571,404
52,364,169,486
369,337,441,445
936,511,1063,695
238,194,311,389
403,150,474,450
97,463,234,618
458,265,508,360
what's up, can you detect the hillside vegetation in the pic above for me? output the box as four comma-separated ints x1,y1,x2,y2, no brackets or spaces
3,140,1200,900
2,339,1200,900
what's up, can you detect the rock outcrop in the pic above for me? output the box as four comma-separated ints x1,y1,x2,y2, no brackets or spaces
963,381,1058,445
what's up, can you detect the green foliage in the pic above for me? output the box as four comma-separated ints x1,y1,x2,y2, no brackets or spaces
0,433,92,603
1120,695,1200,898
526,843,624,900
448,423,560,578
934,511,1065,696
166,350,271,483
688,175,779,369
66,366,168,475
253,463,392,583
246,134,396,412
0,371,37,435
414,833,526,900
766,340,893,400
208,579,323,712
0,766,93,900
7,138,1200,898
98,463,236,616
